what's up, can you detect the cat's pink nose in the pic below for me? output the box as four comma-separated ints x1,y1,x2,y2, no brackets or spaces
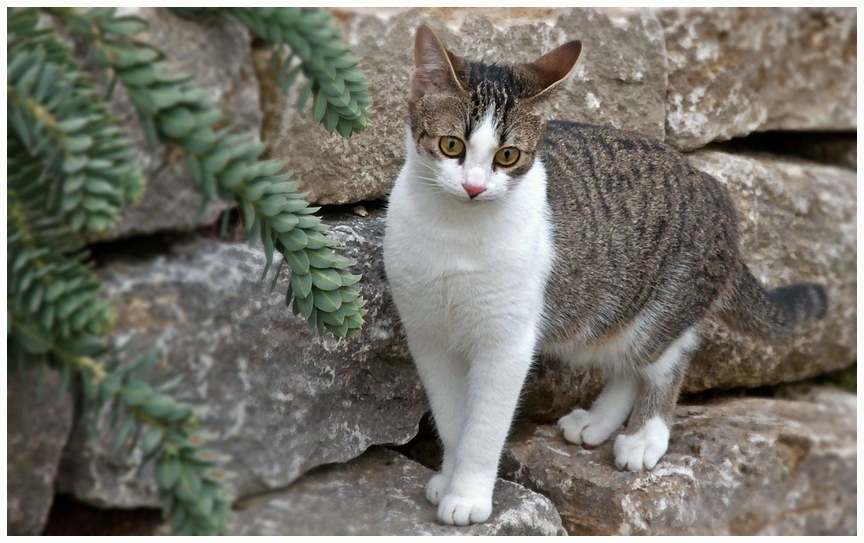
463,183,486,198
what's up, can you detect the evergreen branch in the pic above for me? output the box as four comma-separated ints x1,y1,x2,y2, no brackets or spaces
174,7,372,138
8,9,234,535
7,149,113,358
7,9,145,234
95,352,234,536
55,7,368,338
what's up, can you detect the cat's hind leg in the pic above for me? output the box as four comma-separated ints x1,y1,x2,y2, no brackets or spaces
613,329,697,471
558,371,638,447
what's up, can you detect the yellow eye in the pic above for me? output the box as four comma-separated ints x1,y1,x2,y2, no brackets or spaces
439,136,465,158
494,147,520,167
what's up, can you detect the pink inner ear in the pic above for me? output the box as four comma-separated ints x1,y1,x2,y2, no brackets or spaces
412,24,463,96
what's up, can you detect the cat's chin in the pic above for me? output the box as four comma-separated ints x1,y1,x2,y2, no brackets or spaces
444,190,503,204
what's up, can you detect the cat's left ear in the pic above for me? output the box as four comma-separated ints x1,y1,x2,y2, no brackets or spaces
517,41,583,103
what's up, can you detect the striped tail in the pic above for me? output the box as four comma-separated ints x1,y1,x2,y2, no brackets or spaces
718,263,828,339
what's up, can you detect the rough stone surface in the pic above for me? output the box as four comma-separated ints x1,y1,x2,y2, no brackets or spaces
230,446,566,536
655,7,857,150
60,8,260,241
501,387,857,535
259,7,667,205
522,150,857,421
7,366,74,535
58,213,425,507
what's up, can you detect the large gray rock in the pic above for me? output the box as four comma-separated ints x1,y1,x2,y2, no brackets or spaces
7,366,74,535
522,150,857,420
59,215,425,507
656,7,857,150
502,386,857,535
60,8,260,240
260,7,667,205
230,446,566,536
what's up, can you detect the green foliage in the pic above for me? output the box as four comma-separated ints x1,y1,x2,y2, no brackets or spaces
822,363,856,394
57,6,369,338
8,6,372,536
8,7,233,535
101,352,234,536
7,7,132,369
173,7,372,137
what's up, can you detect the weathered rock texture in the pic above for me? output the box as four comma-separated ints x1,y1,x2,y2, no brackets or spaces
502,386,857,535
656,7,857,150
60,8,260,240
259,7,667,205
59,215,425,507
7,366,74,535
522,149,857,420
231,446,565,536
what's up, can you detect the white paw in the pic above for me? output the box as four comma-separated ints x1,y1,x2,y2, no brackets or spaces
613,417,670,471
425,472,449,505
437,494,493,526
558,408,619,447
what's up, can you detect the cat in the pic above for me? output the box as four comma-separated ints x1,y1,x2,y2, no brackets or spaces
382,23,828,526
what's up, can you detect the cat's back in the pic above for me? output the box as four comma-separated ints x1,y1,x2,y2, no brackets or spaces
538,121,740,343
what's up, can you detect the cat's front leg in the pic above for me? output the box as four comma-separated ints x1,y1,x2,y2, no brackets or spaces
437,328,537,526
405,336,468,505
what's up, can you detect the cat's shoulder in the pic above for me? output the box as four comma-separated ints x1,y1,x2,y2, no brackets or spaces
539,120,697,181
542,120,672,154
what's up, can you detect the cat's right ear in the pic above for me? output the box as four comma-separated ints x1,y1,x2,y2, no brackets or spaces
412,24,467,98
517,40,583,103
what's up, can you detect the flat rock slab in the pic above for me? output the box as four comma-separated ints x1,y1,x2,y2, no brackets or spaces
260,7,667,205
7,366,74,535
656,7,856,150
59,215,425,507
231,447,565,536
502,387,857,535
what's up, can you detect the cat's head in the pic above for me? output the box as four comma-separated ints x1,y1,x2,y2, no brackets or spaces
407,24,582,202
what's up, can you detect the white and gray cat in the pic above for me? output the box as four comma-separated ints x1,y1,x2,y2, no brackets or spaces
383,24,828,526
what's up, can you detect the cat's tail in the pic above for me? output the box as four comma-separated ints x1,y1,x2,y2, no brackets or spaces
717,263,828,339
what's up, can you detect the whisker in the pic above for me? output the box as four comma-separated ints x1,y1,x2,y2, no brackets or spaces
415,161,438,173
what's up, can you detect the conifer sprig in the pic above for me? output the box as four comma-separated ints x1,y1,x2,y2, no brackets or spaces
9,7,373,535
8,8,232,535
54,7,368,337
173,7,372,137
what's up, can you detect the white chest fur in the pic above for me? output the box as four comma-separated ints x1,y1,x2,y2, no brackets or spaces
383,148,554,355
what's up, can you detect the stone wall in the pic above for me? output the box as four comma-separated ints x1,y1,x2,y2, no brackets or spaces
10,7,855,536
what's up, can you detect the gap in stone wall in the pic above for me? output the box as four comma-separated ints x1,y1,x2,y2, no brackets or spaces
704,130,856,170
42,494,163,536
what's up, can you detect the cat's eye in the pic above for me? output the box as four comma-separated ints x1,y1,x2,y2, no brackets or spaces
494,147,520,167
439,136,465,158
